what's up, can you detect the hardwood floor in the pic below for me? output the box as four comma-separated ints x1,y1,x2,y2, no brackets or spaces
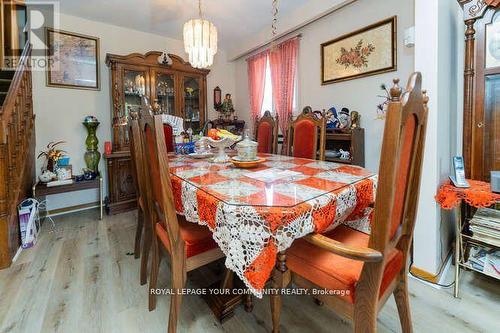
0,209,498,333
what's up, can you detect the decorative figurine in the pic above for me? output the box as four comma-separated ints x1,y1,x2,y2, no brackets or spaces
302,106,313,114
326,107,340,128
158,51,171,65
134,74,145,95
221,93,235,120
350,111,361,129
339,149,351,160
39,170,57,183
157,81,168,96
152,99,162,115
338,108,350,129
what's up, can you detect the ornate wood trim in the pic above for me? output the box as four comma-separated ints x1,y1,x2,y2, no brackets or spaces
254,110,279,154
105,51,210,75
458,0,499,179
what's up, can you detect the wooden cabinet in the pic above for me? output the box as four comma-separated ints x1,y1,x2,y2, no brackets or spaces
104,152,137,214
104,51,209,214
324,128,365,167
459,1,500,180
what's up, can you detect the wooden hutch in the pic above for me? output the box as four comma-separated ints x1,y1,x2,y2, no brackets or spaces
458,0,500,180
324,128,365,167
104,51,209,214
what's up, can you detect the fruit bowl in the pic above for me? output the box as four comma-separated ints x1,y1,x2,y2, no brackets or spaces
207,137,240,163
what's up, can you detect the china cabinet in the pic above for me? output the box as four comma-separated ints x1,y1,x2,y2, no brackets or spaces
459,0,500,181
104,51,209,214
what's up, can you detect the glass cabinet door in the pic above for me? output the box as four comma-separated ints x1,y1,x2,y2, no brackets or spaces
183,76,202,131
116,67,148,149
153,71,176,115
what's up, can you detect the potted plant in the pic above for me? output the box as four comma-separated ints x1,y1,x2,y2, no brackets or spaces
37,141,66,172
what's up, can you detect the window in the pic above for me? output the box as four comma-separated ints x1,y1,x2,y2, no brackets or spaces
260,56,298,116
261,58,273,115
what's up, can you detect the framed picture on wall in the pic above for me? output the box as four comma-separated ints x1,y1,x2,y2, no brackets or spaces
46,28,100,90
321,16,397,85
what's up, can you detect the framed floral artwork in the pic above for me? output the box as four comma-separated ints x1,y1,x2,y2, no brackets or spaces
321,16,397,85
46,28,100,90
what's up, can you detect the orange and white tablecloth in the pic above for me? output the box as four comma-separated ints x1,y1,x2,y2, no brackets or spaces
169,153,377,297
435,179,500,209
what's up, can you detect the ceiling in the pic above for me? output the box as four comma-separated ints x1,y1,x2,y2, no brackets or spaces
54,0,309,49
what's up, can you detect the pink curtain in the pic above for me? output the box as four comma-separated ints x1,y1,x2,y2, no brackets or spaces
247,51,269,126
269,37,299,153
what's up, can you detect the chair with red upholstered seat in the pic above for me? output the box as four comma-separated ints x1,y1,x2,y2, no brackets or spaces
128,113,154,286
255,110,279,154
270,73,429,333
129,117,177,286
138,110,224,332
287,111,326,160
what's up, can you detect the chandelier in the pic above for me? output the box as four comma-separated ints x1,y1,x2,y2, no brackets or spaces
183,0,218,69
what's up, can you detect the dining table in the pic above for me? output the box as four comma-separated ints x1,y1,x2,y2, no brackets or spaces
168,152,378,300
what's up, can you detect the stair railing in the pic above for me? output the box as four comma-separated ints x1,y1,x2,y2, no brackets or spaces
0,42,35,268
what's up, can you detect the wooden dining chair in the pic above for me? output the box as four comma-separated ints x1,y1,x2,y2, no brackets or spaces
128,111,152,286
287,111,326,160
271,73,429,333
255,110,279,154
138,110,224,332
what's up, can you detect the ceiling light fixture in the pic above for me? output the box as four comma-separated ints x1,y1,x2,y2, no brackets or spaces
183,0,218,69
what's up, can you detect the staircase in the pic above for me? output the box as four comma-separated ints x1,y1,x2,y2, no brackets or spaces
0,70,15,105
0,42,35,269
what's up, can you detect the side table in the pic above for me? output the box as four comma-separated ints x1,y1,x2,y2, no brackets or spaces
32,176,104,220
435,179,500,297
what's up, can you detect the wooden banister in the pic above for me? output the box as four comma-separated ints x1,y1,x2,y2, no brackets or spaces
0,42,35,269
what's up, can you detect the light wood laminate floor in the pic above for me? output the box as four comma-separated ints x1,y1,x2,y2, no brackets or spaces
0,210,498,333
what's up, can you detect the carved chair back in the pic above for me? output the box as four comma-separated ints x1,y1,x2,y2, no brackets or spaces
359,72,429,303
287,111,326,160
138,109,183,256
255,110,279,154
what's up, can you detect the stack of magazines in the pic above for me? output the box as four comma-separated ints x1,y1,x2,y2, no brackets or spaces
467,245,500,278
469,208,500,247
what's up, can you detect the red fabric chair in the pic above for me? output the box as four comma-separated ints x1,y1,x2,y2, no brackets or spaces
163,123,175,152
271,74,430,333
287,112,326,160
255,111,278,154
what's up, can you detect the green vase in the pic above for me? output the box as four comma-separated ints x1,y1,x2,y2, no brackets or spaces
83,121,101,173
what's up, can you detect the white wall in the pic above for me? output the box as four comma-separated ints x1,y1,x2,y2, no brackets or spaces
413,0,464,275
234,0,415,172
227,0,356,60
32,13,235,210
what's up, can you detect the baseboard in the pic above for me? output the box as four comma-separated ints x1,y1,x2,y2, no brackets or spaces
409,252,454,290
12,246,22,263
45,201,100,218
410,266,440,283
